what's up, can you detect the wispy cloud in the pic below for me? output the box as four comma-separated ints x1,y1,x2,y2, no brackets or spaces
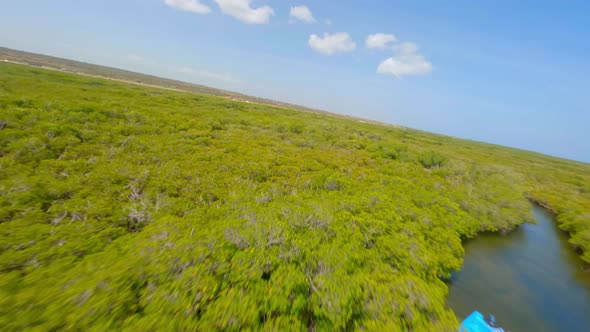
198,70,241,84
175,66,196,75
164,0,211,14
377,42,433,78
174,66,241,84
125,55,155,66
366,33,397,50
308,32,356,55
214,0,274,24
289,5,315,24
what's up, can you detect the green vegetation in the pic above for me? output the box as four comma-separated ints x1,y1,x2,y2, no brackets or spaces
0,47,326,114
0,62,588,331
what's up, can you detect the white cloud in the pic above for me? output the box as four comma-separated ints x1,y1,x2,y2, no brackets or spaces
214,0,274,24
377,42,433,78
324,19,332,26
308,32,356,55
289,5,315,24
164,0,211,14
366,33,397,49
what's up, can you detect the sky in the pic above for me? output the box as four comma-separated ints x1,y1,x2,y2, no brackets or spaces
1,0,589,162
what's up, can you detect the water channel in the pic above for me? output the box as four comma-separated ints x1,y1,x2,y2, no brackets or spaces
447,204,590,331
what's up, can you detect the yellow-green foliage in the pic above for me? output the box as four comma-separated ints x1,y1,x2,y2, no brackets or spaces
0,62,588,330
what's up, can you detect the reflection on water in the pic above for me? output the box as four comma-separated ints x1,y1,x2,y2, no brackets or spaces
447,205,590,332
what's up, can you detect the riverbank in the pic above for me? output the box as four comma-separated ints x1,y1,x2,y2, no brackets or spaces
526,195,590,265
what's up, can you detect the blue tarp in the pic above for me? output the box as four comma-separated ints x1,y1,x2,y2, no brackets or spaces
459,311,497,332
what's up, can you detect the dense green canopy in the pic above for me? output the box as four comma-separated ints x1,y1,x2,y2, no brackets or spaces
0,63,588,330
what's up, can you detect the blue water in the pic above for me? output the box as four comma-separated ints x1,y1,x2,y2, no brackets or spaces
447,205,590,332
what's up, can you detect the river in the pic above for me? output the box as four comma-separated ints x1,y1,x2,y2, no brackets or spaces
447,204,590,332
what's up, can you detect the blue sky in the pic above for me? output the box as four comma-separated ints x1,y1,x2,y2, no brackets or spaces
1,0,589,162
